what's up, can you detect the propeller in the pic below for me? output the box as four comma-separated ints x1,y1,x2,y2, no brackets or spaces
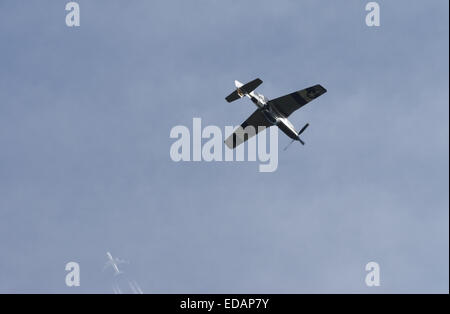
297,123,309,145
283,123,309,151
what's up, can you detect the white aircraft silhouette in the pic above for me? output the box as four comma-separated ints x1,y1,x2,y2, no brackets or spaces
104,252,127,276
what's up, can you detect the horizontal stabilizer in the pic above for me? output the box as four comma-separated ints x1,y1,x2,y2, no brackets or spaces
225,78,263,103
240,78,263,94
225,90,241,103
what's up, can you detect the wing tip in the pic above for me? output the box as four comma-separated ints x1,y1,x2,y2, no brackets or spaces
316,84,327,94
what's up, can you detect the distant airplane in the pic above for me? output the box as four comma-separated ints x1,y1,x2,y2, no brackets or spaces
225,78,327,150
104,252,127,276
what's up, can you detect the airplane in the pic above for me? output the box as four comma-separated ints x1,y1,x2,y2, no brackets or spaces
104,252,127,276
224,78,327,150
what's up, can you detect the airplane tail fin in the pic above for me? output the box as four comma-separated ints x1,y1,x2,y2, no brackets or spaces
225,78,263,103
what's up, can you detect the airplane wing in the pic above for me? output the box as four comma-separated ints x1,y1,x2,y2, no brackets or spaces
268,84,327,117
225,109,272,149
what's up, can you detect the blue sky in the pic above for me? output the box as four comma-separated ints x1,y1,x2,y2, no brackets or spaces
0,0,448,293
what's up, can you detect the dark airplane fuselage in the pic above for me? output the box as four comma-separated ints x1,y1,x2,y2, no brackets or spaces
250,94,300,140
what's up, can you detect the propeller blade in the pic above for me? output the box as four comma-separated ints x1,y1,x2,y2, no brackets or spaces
283,139,296,151
298,123,309,136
